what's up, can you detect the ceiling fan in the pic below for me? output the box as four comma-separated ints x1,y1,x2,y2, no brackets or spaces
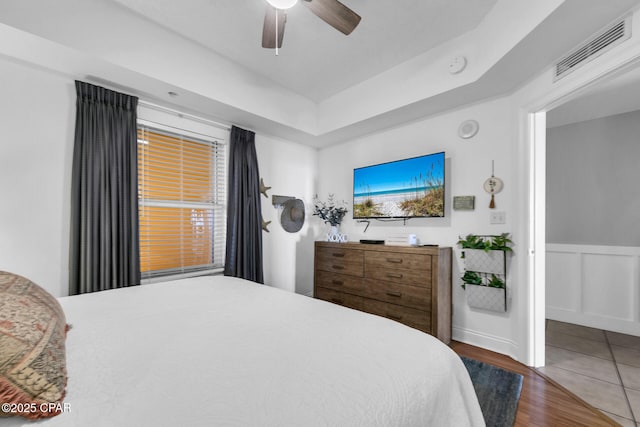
262,0,361,49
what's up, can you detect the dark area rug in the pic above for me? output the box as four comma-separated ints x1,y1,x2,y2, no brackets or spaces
461,356,524,427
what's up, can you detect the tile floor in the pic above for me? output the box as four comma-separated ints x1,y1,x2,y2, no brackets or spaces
537,320,640,426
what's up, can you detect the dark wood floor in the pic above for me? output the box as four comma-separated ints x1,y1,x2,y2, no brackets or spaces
451,341,621,427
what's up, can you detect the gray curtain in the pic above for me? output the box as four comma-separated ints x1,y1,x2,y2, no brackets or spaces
69,81,140,295
224,126,264,283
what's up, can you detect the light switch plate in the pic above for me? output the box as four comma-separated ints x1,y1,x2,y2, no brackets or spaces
490,211,506,224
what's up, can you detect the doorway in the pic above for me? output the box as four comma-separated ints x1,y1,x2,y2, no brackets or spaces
542,83,640,423
529,59,640,368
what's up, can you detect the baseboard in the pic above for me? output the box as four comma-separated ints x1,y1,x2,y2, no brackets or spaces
547,307,640,336
452,326,520,362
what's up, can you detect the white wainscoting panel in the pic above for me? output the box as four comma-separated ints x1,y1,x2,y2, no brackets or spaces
582,253,634,320
546,251,581,312
546,244,640,336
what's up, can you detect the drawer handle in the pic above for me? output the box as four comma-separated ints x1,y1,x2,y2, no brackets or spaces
386,291,402,298
386,258,403,264
332,265,345,270
387,313,403,321
332,253,345,258
386,273,403,279
332,279,344,286
331,298,344,305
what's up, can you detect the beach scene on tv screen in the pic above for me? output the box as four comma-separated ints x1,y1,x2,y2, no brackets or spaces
353,153,444,218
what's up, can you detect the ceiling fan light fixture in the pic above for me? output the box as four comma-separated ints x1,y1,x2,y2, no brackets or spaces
266,0,297,9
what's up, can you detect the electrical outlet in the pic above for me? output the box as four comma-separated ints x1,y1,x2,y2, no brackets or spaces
490,211,506,224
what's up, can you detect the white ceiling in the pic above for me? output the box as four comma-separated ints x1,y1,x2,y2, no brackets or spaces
1,0,640,146
108,0,498,102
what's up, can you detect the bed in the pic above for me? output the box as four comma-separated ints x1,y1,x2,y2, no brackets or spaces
4,275,484,426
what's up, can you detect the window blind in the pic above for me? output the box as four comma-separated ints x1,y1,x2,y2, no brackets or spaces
138,125,226,279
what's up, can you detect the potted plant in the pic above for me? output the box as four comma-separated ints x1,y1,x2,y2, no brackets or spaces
458,233,512,312
457,233,512,274
313,194,349,242
458,233,513,252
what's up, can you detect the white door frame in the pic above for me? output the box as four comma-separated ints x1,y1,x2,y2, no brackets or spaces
526,55,640,367
529,111,547,367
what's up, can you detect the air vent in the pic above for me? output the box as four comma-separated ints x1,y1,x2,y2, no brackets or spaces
554,16,631,81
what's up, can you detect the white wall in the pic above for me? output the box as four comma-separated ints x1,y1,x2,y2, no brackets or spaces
546,110,640,246
256,134,318,295
317,96,519,356
0,58,75,297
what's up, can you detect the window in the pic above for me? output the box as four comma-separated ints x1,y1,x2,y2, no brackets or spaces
137,122,226,279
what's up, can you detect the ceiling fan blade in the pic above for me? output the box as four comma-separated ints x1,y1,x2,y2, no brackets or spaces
262,5,286,48
303,0,361,35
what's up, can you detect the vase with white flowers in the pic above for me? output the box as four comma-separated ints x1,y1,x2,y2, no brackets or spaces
313,194,348,242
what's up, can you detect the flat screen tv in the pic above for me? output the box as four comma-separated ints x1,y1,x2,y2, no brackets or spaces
353,152,445,219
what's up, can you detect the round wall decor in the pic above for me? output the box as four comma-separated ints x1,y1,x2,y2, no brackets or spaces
484,160,504,208
483,176,504,194
458,119,479,139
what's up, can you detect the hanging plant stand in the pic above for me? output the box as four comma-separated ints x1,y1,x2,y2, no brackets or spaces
465,283,507,312
458,234,512,313
463,249,505,274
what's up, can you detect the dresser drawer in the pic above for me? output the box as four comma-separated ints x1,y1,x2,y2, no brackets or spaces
365,251,431,287
316,246,364,277
365,251,431,273
363,279,431,311
365,264,431,287
315,287,364,311
362,298,431,333
316,270,364,293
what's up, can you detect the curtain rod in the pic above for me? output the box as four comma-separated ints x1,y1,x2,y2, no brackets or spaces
138,100,231,132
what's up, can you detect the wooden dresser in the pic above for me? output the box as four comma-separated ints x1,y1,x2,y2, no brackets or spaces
313,241,452,344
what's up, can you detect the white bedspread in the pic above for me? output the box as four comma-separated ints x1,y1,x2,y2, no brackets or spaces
7,276,484,427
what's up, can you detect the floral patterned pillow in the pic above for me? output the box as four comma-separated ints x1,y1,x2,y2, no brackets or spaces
0,271,68,419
